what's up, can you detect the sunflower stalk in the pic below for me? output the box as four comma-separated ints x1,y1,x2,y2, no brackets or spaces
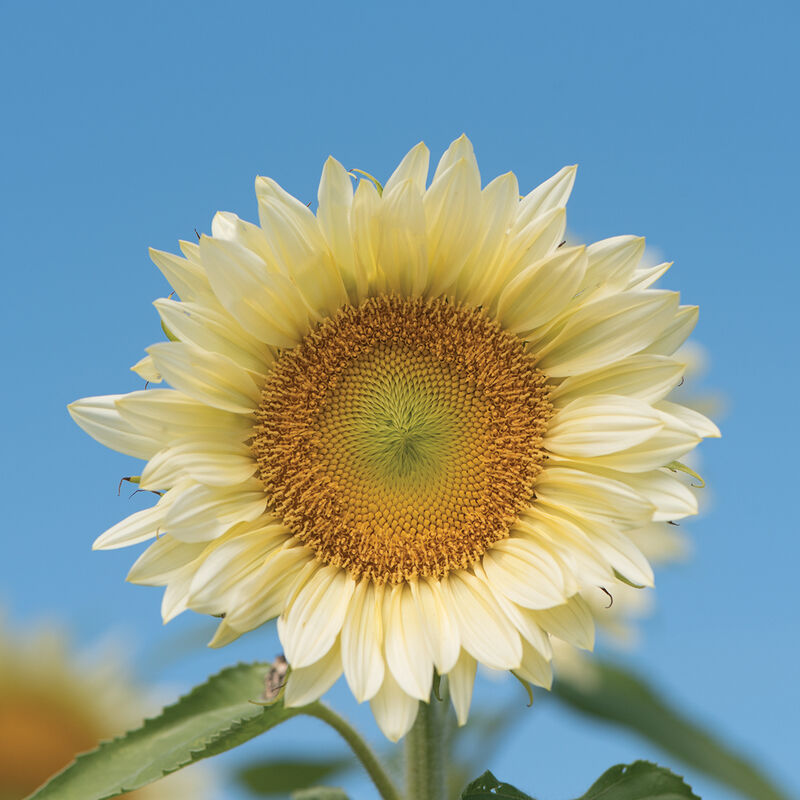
304,703,401,800
405,696,447,800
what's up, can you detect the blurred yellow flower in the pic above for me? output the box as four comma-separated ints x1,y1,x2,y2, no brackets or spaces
0,619,210,799
70,135,718,740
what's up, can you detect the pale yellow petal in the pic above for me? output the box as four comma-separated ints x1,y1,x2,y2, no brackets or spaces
147,341,261,414
278,565,355,669
341,580,385,703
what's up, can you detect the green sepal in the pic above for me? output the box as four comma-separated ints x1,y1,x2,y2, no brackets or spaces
612,569,646,589
348,168,384,195
161,319,178,341
510,672,534,707
665,460,705,488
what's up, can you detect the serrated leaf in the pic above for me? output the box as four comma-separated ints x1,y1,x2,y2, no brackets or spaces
576,761,698,799
237,757,353,796
553,660,790,800
460,770,536,799
28,662,300,800
291,788,351,800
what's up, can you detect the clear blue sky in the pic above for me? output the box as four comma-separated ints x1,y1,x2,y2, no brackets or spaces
1,2,797,798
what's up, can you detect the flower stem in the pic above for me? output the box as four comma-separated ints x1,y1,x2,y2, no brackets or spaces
405,699,446,800
304,703,402,800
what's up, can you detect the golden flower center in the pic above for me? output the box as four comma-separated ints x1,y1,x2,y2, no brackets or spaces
253,296,553,583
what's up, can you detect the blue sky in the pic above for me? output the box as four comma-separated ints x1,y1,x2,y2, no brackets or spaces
1,1,797,798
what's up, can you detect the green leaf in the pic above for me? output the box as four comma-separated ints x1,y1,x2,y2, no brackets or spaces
28,662,301,800
576,761,698,799
237,757,353,796
291,789,350,800
553,660,791,800
460,770,536,799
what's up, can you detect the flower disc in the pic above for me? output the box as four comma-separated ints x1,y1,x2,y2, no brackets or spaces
253,296,553,583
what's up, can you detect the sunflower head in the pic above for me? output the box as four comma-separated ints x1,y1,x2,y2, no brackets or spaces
69,135,718,741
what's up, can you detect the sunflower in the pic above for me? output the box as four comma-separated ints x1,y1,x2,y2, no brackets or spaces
0,617,211,799
69,136,718,741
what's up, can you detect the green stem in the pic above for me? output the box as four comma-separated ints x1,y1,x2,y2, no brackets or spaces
405,699,445,800
304,702,402,800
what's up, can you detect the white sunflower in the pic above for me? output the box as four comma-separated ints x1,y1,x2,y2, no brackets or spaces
69,135,719,741
0,617,211,799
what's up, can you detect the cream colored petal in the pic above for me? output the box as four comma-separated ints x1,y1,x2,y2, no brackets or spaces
255,175,328,259
581,236,645,295
222,545,314,635
483,538,567,609
655,400,721,438
211,211,275,265
514,638,554,689
154,298,273,376
384,141,430,194
341,580,385,703
444,571,522,670
140,436,256,490
551,355,685,407
448,650,477,725
568,422,701,473
255,177,348,318
561,462,699,522
641,305,699,356
161,562,198,622
411,578,460,674
131,355,162,383
178,240,200,260
432,133,478,182
147,342,261,415
531,594,595,650
424,158,481,295
535,466,655,530
317,156,357,296
115,389,252,443
278,565,356,669
572,516,655,587
350,179,383,296
93,503,165,551
515,512,614,588
148,247,216,305
199,235,307,347
484,580,553,659
627,261,672,291
513,165,577,228
629,521,690,562
209,620,241,647
68,394,161,459
545,395,665,458
385,583,434,701
535,291,680,377
486,206,566,306
496,246,588,333
284,638,343,708
187,523,289,614
165,482,267,542
369,669,420,742
127,533,206,585
456,172,520,304
379,179,428,296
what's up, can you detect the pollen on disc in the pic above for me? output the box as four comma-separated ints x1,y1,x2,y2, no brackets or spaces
252,295,553,584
